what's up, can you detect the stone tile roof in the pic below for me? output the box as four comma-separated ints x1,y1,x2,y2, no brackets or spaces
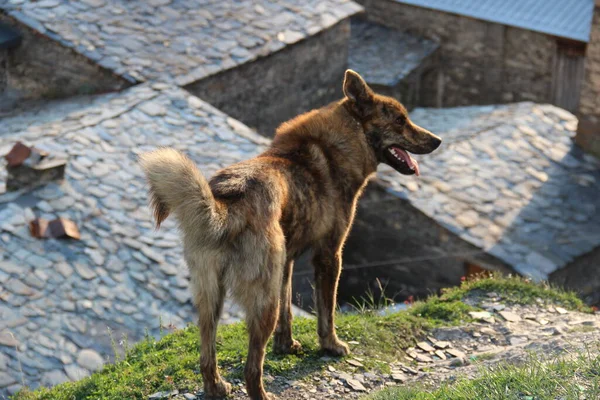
394,0,595,43
376,102,600,281
0,83,277,392
348,18,438,87
1,0,363,85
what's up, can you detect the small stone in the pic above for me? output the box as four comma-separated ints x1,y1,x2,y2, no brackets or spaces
469,311,495,323
446,348,466,359
346,359,364,368
138,102,167,117
416,341,435,353
450,357,466,367
187,97,203,109
346,378,367,392
499,311,521,322
434,350,446,360
41,370,70,386
74,263,96,280
65,364,89,381
390,373,405,382
509,336,528,345
456,210,479,228
555,307,568,315
0,372,17,388
479,327,497,336
433,340,451,349
77,349,104,371
0,332,19,347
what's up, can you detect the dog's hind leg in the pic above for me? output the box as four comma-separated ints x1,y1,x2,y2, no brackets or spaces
189,260,231,399
313,233,350,357
243,288,279,400
273,259,302,354
237,241,284,400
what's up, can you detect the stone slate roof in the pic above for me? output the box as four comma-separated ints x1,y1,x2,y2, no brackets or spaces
394,0,595,43
348,18,438,87
0,0,363,85
0,83,280,392
376,102,600,281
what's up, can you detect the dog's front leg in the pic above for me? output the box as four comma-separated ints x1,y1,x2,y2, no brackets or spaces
313,244,349,356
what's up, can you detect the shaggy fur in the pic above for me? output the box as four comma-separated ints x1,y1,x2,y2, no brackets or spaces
139,70,441,400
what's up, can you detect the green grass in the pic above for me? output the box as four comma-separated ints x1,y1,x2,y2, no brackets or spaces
364,348,600,400
13,275,590,400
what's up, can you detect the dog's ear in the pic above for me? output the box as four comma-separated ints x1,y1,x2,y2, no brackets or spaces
343,70,373,105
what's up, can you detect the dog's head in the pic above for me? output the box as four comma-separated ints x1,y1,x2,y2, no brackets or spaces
343,70,441,176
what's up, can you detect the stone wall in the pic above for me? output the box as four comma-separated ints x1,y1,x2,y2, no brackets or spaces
0,49,6,94
357,0,557,108
370,50,439,111
0,13,131,112
185,20,351,137
577,0,600,157
291,183,510,310
551,245,600,307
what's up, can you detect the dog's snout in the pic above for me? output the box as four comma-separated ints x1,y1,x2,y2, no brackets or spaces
430,135,442,150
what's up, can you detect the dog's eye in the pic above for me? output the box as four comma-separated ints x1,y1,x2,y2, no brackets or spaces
395,116,406,125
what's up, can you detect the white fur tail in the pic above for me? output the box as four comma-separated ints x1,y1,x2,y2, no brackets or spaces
139,148,218,234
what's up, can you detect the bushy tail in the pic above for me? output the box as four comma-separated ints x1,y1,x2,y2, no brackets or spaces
139,148,218,234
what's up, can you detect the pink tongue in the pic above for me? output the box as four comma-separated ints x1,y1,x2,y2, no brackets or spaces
393,147,420,176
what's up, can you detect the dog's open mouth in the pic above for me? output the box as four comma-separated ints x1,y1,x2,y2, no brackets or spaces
385,146,420,176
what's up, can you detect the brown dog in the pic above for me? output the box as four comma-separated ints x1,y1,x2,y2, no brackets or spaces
139,70,441,399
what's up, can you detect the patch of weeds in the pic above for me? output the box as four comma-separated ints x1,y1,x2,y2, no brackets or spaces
441,273,590,312
365,349,600,400
469,352,497,364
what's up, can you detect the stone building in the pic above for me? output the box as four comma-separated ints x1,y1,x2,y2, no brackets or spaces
577,0,600,157
356,0,594,112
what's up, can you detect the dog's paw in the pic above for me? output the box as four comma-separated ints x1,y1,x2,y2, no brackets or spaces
204,380,232,398
321,337,350,356
273,338,303,355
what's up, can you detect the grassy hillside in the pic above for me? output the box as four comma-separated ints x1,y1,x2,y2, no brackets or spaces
14,275,590,400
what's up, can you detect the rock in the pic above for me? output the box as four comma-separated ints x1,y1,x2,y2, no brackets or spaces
434,350,447,360
74,263,97,280
446,348,466,359
433,340,451,349
509,336,528,345
0,332,19,347
0,353,7,370
479,327,497,336
65,364,90,381
456,210,479,228
555,307,568,314
499,311,522,322
390,373,405,382
0,372,17,388
346,359,364,368
346,378,367,392
77,349,104,372
450,357,467,367
469,311,495,323
416,341,435,353
139,102,167,117
41,370,70,386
